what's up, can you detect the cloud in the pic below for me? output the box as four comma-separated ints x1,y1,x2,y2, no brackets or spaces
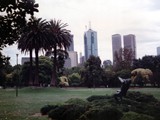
149,0,160,10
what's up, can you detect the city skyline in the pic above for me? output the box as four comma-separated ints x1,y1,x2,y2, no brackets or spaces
2,0,160,65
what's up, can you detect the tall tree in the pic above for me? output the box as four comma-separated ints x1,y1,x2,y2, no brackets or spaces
114,48,134,71
18,17,50,86
0,0,38,85
0,0,38,48
48,19,71,86
81,55,103,88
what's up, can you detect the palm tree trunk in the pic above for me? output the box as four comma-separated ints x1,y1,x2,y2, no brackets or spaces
29,49,33,86
34,49,39,86
50,47,57,86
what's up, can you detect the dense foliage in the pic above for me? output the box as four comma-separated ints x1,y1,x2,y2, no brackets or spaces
0,0,39,49
81,55,103,88
0,0,39,86
132,55,160,86
40,91,160,120
20,56,52,86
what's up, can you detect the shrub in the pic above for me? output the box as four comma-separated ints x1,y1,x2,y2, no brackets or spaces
121,112,154,120
40,105,58,115
48,104,87,120
65,98,89,106
87,95,111,102
122,93,160,119
126,91,157,103
68,73,82,87
78,106,123,120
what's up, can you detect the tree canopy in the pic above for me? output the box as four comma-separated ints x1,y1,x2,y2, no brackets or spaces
0,0,39,49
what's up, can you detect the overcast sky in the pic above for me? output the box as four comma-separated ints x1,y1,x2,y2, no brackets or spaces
3,0,160,65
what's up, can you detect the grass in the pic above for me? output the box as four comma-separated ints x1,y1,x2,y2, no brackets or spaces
0,87,160,120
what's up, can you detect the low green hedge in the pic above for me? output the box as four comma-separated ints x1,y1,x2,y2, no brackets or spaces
121,112,154,120
40,91,160,120
48,104,86,120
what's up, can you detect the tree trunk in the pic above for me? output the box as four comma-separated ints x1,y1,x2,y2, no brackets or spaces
50,47,57,86
34,49,39,86
29,49,33,86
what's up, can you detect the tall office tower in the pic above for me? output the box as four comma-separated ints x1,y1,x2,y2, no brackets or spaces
64,51,78,68
79,52,85,65
123,34,136,59
157,46,160,56
68,35,74,51
68,51,78,67
112,34,122,65
84,29,98,61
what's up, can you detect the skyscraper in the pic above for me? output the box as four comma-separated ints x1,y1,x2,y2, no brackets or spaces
68,51,78,67
123,34,136,59
64,34,78,68
157,46,160,56
112,34,122,65
84,29,98,61
68,35,74,51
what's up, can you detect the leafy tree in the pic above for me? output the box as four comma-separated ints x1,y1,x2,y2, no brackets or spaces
0,0,38,85
153,55,160,86
20,56,52,86
141,56,155,72
46,49,69,77
132,55,160,87
38,56,52,86
47,19,72,86
132,56,155,71
64,66,82,76
116,69,131,79
20,62,32,86
101,69,117,87
11,64,21,87
0,53,11,88
114,48,134,71
0,0,39,49
81,55,103,88
68,73,81,87
0,0,38,71
18,17,51,86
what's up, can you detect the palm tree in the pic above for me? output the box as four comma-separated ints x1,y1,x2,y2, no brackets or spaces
18,17,51,86
48,19,71,86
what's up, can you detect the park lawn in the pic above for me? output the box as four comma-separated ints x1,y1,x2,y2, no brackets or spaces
0,87,160,120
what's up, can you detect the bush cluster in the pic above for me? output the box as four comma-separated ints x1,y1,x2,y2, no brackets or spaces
121,112,154,120
125,91,157,103
87,95,111,102
40,91,160,120
48,104,87,120
79,107,123,120
40,105,58,115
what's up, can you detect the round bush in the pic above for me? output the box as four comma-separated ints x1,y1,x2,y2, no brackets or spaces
126,91,157,103
121,112,154,120
48,104,87,120
87,95,111,102
40,105,58,115
65,98,89,106
78,106,123,120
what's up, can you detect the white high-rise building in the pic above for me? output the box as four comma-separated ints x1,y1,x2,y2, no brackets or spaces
68,51,78,67
84,29,98,61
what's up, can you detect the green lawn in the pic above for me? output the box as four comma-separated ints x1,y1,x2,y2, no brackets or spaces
0,87,160,120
